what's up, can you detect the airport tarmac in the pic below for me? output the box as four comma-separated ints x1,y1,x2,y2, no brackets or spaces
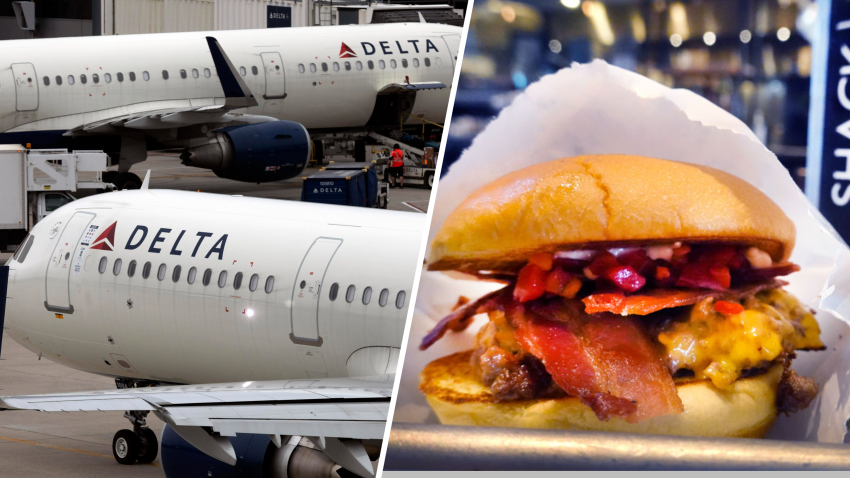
0,153,434,476
119,152,433,214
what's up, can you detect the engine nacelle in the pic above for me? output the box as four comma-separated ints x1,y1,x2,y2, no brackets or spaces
160,424,379,478
180,120,311,183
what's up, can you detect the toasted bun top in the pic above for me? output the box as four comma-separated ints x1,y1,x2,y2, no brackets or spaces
428,155,795,273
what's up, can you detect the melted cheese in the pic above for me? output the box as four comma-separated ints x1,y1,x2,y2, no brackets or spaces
658,289,822,389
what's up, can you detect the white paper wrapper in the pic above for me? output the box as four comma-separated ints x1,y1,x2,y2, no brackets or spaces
394,60,850,443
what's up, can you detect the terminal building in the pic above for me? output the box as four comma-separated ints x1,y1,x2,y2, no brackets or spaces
0,0,465,39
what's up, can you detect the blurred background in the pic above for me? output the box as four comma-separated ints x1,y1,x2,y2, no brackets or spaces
445,0,816,190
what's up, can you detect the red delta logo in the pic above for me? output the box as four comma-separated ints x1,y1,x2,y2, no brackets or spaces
90,221,117,251
339,42,357,58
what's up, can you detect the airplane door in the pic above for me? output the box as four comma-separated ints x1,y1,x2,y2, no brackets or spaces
441,35,461,68
260,52,286,99
290,237,342,346
11,63,39,111
45,212,95,313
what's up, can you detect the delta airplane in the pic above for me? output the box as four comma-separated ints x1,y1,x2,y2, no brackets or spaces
0,22,460,188
0,175,424,477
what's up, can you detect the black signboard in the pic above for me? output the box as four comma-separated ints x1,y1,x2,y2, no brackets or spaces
267,5,292,28
808,0,850,240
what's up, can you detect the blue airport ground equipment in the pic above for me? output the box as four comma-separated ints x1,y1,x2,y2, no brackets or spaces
302,169,369,207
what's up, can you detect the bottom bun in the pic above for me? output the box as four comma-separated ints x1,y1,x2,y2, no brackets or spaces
420,350,783,438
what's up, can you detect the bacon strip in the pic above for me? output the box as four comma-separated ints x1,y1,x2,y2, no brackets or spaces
420,287,511,350
511,300,683,422
582,280,784,316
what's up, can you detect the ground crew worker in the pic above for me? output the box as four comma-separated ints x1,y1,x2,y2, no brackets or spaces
389,144,405,189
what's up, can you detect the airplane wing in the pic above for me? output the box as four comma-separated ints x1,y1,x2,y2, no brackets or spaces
379,81,447,94
0,374,392,477
65,36,261,136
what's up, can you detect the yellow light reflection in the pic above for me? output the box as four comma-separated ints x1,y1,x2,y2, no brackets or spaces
582,1,615,46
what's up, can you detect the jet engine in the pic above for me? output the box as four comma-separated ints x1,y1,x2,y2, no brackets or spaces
180,120,311,183
160,424,379,478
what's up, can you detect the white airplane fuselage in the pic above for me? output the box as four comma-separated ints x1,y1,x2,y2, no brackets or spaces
0,23,460,148
3,190,423,384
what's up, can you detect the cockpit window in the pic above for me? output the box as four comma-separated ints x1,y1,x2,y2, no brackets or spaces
12,234,34,264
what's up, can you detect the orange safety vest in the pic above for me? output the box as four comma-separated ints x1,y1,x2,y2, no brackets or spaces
391,149,404,168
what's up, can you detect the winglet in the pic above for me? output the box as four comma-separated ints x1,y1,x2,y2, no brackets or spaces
141,170,151,190
206,37,259,108
418,11,426,23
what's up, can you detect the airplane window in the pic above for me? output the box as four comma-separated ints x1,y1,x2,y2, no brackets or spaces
202,268,212,286
117,72,124,82
105,73,112,83
172,265,181,283
55,75,62,85
129,72,136,81
356,61,362,70
298,64,305,73
233,272,243,290
310,64,317,73
362,287,372,305
92,74,99,84
390,59,397,69
192,69,199,78
396,290,406,309
142,261,152,279
322,63,328,72
68,75,75,85
251,66,258,75
265,276,275,293
157,263,167,281
345,285,356,303
333,62,340,72
379,60,386,69
239,66,246,76
127,260,136,277
13,235,34,264
329,283,339,301
344,62,351,71
299,280,306,289
402,59,408,68
180,69,187,79
379,288,389,307
80,74,87,84
424,58,431,67
43,76,49,86
98,257,107,274
436,57,443,66
368,60,374,70
113,258,122,276
143,71,151,81
187,266,197,284
218,270,227,288
11,234,27,261
204,68,211,78
162,70,169,80
413,58,420,68
249,274,259,291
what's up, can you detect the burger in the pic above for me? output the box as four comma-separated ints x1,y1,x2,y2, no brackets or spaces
419,155,824,438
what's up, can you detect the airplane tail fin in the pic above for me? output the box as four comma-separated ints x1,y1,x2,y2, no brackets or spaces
0,266,8,359
141,170,151,190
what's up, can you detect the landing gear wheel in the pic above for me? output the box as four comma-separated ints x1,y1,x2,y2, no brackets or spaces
425,172,435,189
114,172,142,190
113,429,140,465
136,428,158,464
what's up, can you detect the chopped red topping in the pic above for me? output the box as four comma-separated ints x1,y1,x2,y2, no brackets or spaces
586,252,620,278
545,268,571,294
514,263,548,302
655,266,671,280
528,252,554,271
709,266,731,289
714,300,744,316
602,265,646,292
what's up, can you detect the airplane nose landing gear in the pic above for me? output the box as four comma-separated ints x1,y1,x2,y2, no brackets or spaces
112,410,158,465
